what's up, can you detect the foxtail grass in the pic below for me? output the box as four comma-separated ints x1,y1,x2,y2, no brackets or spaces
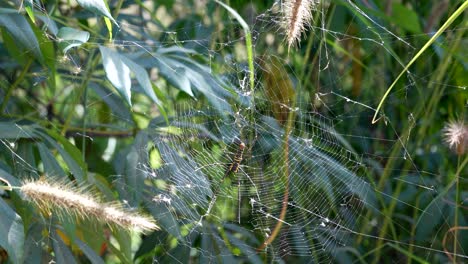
282,0,318,48
20,180,158,233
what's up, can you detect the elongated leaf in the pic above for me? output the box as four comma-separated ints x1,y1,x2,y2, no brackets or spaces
146,199,182,239
24,223,43,264
57,27,90,53
100,46,132,104
134,231,167,260
0,12,43,61
154,55,231,112
0,198,24,264
415,192,449,241
52,229,78,264
36,14,58,35
89,82,133,123
113,229,132,262
392,3,422,33
99,46,162,107
0,122,37,139
152,57,193,97
114,132,149,206
0,168,21,187
39,129,87,182
76,0,118,26
37,142,67,178
121,54,162,106
75,238,106,264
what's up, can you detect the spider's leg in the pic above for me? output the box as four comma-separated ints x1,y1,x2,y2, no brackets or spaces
240,167,261,201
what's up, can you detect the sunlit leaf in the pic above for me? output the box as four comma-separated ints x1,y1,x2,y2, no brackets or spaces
99,46,162,107
57,27,90,54
76,0,118,26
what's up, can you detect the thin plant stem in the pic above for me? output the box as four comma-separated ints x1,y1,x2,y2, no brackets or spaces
453,155,461,263
0,59,33,114
370,13,465,263
60,51,99,136
372,1,468,123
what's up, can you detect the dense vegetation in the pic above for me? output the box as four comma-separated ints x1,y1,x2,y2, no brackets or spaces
0,0,466,263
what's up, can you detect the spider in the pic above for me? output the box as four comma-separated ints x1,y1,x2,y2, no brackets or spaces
200,139,259,224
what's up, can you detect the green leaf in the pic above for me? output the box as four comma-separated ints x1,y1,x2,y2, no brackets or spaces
0,12,43,62
391,3,422,33
52,229,78,264
154,59,193,97
37,142,67,178
75,238,106,264
415,192,449,241
16,141,38,179
100,46,132,105
113,229,132,262
0,168,21,187
24,223,43,264
0,198,25,264
24,6,35,23
76,0,118,26
147,200,182,239
99,46,162,107
89,82,134,123
114,132,148,206
104,17,113,40
152,54,231,113
57,27,90,54
134,231,167,260
0,123,36,139
36,14,58,35
40,129,88,182
32,24,56,90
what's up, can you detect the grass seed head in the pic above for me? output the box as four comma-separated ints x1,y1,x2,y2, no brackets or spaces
283,0,319,49
443,120,467,155
20,179,158,233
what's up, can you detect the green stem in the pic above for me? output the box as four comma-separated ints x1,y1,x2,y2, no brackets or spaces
112,0,125,18
215,0,254,94
372,1,468,123
0,59,33,114
453,155,461,263
370,13,465,263
81,82,89,160
60,52,99,136
408,192,422,264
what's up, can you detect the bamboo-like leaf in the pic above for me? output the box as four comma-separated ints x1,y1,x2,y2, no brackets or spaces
0,12,43,61
99,46,162,107
57,27,90,54
76,0,118,26
0,199,24,264
52,229,78,264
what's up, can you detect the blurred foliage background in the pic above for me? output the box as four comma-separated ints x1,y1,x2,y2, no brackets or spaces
0,0,466,263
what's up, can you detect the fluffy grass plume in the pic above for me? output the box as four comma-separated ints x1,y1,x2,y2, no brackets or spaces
282,0,318,48
21,180,158,232
443,120,467,155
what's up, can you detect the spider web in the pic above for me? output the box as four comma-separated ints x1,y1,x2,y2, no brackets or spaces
125,2,466,262
2,0,467,263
